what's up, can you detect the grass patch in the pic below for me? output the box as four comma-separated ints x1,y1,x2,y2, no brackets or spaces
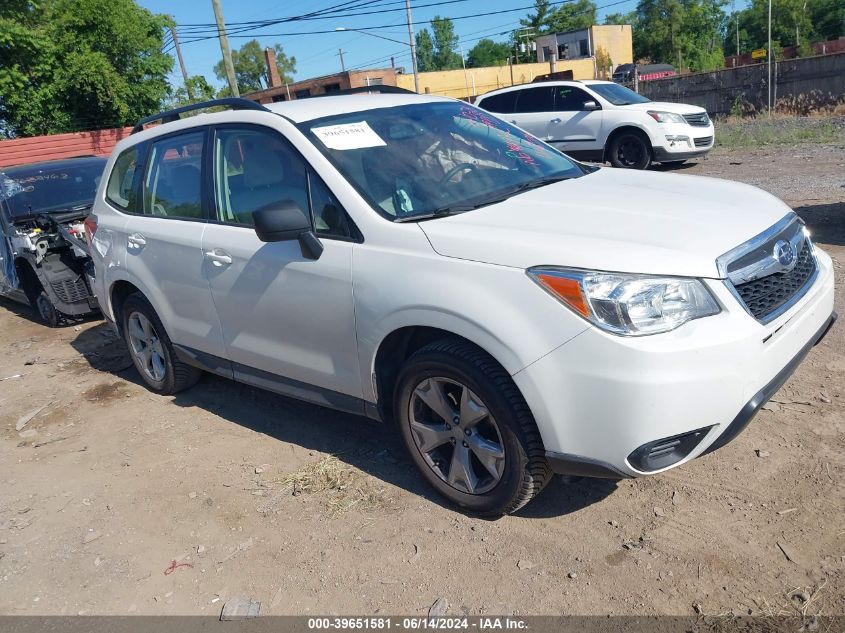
715,115,844,149
270,455,396,517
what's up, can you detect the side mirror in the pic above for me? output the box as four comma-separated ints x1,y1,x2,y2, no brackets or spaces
582,100,601,111
252,201,323,260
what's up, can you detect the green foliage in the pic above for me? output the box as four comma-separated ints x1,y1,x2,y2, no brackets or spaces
466,39,511,68
214,39,296,94
415,29,436,72
632,0,726,71
595,46,613,78
545,0,598,33
415,16,462,71
0,0,173,137
167,75,217,109
726,0,844,55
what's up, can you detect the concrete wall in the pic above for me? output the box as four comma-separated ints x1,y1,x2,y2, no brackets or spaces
0,127,131,168
396,59,597,100
638,52,845,115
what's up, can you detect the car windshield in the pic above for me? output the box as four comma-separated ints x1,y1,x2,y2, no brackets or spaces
589,83,651,106
1,161,105,219
300,101,586,221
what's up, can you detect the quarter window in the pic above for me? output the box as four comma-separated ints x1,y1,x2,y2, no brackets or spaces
142,132,204,219
106,147,140,212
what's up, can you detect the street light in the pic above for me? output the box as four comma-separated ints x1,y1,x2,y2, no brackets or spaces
335,25,420,93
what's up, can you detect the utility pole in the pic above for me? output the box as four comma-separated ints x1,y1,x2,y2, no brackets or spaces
405,0,420,93
337,49,346,72
169,23,194,101
211,0,239,97
767,0,772,115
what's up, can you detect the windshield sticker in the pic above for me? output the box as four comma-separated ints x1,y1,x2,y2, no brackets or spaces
312,121,387,150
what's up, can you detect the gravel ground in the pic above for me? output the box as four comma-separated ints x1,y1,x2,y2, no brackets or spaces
0,135,843,619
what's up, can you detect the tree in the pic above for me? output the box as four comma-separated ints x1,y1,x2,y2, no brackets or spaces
214,39,296,94
431,16,463,70
167,75,216,108
415,16,462,71
545,0,598,33
730,0,827,54
632,0,726,71
595,46,613,78
0,0,173,137
415,28,436,72
466,39,512,68
603,11,637,26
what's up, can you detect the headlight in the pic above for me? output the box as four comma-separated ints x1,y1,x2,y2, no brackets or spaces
527,267,721,336
647,110,686,124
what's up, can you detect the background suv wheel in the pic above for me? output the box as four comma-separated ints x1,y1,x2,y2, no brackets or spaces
394,338,551,516
608,130,652,170
121,293,201,395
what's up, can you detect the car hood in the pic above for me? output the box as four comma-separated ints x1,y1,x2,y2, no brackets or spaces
618,101,707,115
418,168,793,278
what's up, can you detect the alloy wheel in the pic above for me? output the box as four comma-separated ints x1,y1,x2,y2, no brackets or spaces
127,311,166,382
617,137,645,167
408,377,505,495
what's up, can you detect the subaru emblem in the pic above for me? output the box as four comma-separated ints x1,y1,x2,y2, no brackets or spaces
774,240,796,268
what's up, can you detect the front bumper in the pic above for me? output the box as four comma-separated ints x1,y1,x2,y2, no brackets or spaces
513,248,835,478
651,121,715,162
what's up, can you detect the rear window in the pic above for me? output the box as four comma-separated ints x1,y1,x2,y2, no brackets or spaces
1,161,105,218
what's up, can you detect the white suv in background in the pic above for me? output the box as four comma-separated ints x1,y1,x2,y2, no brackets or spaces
475,80,715,169
88,93,834,516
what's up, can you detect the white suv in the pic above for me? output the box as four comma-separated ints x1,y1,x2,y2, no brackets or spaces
475,80,715,169
89,93,835,516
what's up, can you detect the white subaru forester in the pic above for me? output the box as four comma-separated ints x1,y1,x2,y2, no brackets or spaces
88,92,835,515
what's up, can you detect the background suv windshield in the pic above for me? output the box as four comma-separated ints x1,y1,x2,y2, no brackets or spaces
588,83,651,106
302,102,584,220
1,161,105,219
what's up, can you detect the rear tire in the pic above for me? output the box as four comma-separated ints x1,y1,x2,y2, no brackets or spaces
121,293,201,394
394,339,551,516
607,130,652,170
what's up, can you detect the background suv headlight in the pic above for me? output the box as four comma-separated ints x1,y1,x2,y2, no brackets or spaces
528,267,721,336
647,111,687,124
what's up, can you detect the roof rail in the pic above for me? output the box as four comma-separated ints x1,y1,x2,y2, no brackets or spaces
131,98,270,134
299,85,416,100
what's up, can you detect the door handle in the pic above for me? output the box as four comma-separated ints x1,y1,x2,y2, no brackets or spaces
204,249,232,266
550,118,562,123
127,233,146,248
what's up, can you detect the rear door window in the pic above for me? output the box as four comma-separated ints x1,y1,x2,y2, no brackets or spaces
513,87,555,113
142,132,205,219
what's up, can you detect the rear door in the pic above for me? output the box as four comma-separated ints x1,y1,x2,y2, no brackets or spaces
545,85,604,151
509,86,556,140
123,129,227,360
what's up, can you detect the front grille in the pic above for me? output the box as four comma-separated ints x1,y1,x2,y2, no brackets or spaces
693,136,713,147
683,112,710,126
51,277,90,304
733,240,816,321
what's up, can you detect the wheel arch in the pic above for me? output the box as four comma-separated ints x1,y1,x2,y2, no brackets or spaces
371,323,519,424
108,278,145,335
604,124,655,158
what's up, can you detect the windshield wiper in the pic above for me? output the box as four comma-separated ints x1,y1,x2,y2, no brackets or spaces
393,208,458,223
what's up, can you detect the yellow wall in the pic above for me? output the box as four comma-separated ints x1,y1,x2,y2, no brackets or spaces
591,24,633,70
396,59,597,100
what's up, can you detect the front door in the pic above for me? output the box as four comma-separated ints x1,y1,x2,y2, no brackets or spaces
202,125,362,408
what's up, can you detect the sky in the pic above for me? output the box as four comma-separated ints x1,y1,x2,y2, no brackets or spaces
137,0,646,90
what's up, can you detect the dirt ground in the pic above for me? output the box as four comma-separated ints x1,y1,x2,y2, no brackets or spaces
0,139,843,618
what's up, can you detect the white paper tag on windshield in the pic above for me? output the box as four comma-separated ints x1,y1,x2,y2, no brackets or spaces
312,121,387,150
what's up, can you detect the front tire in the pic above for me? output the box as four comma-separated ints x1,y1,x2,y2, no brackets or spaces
607,131,652,170
121,293,201,394
394,339,551,516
